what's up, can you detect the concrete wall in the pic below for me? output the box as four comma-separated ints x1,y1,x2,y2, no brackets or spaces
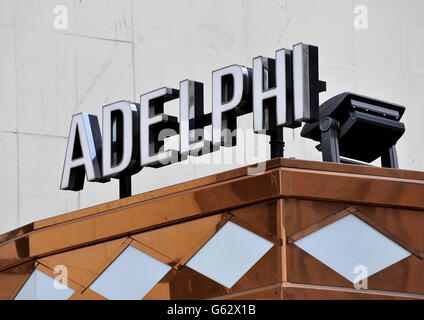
1,0,423,234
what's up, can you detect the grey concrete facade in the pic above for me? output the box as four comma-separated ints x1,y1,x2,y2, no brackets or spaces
1,0,423,234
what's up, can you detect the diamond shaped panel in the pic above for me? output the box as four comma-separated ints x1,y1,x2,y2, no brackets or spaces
186,221,274,288
15,269,75,300
294,214,411,283
89,245,171,300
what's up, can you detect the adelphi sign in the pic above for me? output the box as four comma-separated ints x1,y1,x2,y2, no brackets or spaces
60,42,406,196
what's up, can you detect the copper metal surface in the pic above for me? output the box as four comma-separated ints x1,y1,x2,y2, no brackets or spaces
40,156,424,231
283,198,351,236
69,288,106,300
35,158,284,230
230,201,279,244
277,199,287,283
1,158,424,300
37,237,130,290
287,205,420,256
0,223,34,246
351,209,422,258
213,282,424,300
367,255,424,295
287,207,352,243
36,263,85,293
354,204,424,254
0,261,36,300
286,244,352,288
143,266,228,300
12,157,424,232
280,158,424,181
0,235,30,273
5,169,279,272
211,283,282,300
230,245,280,294
281,282,424,300
281,168,424,209
130,213,230,269
129,240,175,267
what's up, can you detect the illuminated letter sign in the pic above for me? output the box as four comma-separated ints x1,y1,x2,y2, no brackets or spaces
61,43,326,193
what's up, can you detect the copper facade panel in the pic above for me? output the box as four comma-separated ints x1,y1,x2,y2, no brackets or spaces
351,209,422,258
37,237,130,290
129,240,175,267
0,223,34,245
230,201,279,243
283,168,424,209
32,158,424,232
20,170,279,269
277,199,287,283
0,235,30,271
35,159,283,230
281,282,423,300
224,288,280,300
354,205,424,254
283,198,350,236
142,281,171,300
1,159,424,299
143,266,228,300
131,214,228,269
367,255,424,295
3,159,424,273
36,263,85,293
286,244,352,288
230,245,280,293
211,283,282,300
0,261,36,300
287,208,351,243
69,288,106,300
279,158,424,181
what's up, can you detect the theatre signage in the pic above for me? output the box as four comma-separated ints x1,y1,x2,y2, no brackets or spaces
60,43,324,193
60,42,406,197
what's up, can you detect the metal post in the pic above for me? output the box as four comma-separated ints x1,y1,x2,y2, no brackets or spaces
319,117,340,163
269,126,285,159
119,176,132,199
381,145,399,169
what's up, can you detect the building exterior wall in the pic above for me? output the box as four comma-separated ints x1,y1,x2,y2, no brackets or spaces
1,159,423,300
1,0,423,234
